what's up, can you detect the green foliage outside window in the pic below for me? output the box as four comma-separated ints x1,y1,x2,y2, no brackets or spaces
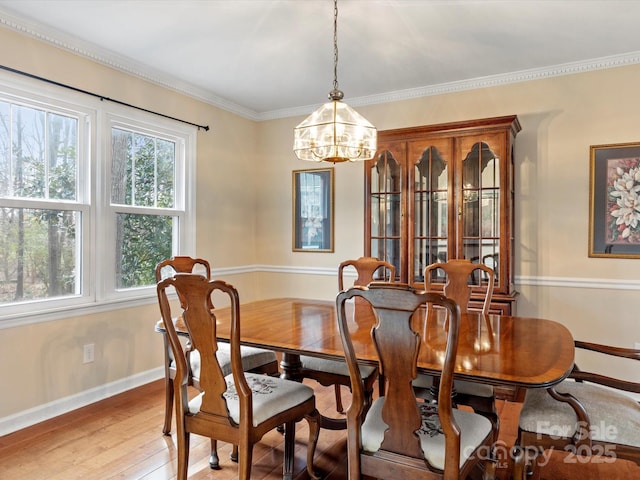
0,101,79,303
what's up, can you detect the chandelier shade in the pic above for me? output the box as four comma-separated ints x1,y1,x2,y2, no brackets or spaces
293,0,377,163
293,96,377,163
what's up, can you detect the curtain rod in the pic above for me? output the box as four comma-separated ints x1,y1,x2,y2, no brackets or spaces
0,64,210,131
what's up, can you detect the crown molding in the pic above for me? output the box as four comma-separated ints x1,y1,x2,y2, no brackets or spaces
258,51,640,121
3,9,640,123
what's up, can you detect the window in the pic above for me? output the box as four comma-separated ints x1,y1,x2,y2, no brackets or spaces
0,98,85,307
104,118,193,297
0,75,195,322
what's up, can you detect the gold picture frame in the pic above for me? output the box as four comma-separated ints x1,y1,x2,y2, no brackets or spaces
292,168,334,252
589,142,640,258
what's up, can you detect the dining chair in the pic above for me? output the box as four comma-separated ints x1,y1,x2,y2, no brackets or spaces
154,256,279,463
517,340,640,465
299,256,395,414
415,258,499,440
157,273,320,480
336,282,496,479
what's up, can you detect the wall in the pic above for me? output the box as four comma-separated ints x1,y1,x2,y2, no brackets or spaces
2,25,640,433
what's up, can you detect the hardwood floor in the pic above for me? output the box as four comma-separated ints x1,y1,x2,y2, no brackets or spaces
0,379,522,479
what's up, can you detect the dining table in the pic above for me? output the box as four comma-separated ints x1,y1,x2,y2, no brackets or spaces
157,296,575,429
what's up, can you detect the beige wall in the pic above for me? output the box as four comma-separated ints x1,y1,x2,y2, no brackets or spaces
1,25,639,429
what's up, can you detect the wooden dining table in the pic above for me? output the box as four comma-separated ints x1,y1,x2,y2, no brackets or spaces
158,296,575,430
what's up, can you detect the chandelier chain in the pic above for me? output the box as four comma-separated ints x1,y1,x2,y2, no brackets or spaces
333,0,339,91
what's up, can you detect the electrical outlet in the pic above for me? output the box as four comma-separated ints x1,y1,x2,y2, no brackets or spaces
83,343,95,364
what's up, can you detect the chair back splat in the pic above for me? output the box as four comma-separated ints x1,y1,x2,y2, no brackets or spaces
173,277,231,420
336,282,495,480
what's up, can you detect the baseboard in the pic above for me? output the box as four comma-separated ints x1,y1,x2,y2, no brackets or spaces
0,367,164,437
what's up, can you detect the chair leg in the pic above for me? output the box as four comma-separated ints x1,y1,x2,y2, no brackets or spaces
161,335,173,435
238,440,253,480
162,378,173,435
177,430,190,480
230,444,238,462
306,409,321,480
283,420,296,480
209,439,238,467
209,439,220,469
334,384,344,413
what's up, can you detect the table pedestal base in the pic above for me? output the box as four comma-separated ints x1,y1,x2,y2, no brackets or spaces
280,352,347,430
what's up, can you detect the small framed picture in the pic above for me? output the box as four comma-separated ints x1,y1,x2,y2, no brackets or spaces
589,142,640,258
292,168,334,252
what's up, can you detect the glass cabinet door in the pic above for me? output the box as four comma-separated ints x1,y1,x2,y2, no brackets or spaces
368,145,404,281
457,133,507,289
408,138,453,284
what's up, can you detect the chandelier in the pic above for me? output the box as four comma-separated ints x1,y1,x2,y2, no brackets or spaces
293,0,377,163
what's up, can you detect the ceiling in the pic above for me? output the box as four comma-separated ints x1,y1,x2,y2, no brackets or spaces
1,0,640,120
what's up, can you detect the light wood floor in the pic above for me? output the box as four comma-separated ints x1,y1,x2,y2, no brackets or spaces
0,379,522,479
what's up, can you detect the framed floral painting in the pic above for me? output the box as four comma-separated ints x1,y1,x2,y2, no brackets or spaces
589,142,640,258
292,168,334,252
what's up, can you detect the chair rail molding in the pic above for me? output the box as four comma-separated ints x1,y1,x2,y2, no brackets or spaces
257,266,640,291
515,275,640,290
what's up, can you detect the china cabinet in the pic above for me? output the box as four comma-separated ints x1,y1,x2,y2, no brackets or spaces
364,116,521,314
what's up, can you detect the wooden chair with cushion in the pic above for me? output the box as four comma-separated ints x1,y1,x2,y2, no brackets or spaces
154,256,279,467
517,341,640,465
414,258,499,440
336,282,496,479
157,273,320,480
299,256,395,414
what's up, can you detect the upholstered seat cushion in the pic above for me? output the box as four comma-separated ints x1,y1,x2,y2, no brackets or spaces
519,381,640,448
300,355,377,378
412,373,495,398
188,373,315,427
361,397,492,470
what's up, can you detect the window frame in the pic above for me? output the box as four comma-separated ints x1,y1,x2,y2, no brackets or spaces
0,71,196,326
99,111,195,302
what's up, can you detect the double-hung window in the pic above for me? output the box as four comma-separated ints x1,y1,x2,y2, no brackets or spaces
0,75,195,323
102,114,194,299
